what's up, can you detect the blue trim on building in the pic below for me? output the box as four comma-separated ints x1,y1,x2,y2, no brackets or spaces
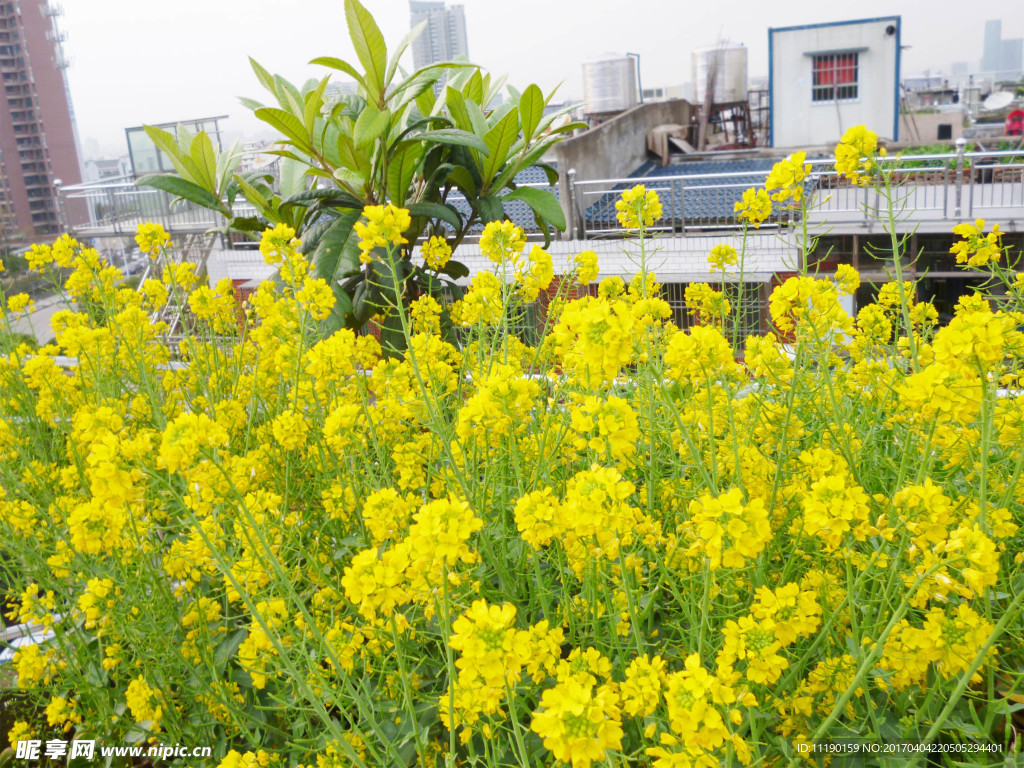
768,29,774,147
893,17,901,140
768,16,903,145
770,16,900,34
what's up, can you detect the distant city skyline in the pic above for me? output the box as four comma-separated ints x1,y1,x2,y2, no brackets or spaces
59,1,1024,159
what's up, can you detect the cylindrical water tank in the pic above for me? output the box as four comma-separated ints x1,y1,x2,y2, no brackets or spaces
583,55,639,114
692,44,748,104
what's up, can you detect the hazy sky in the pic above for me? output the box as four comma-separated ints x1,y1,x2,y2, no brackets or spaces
62,0,1024,158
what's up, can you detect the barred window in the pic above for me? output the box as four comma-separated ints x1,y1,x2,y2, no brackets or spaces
812,52,858,102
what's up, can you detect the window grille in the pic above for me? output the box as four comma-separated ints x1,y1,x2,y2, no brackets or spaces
812,52,858,102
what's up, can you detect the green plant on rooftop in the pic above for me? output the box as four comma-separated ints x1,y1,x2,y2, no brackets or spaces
139,0,580,346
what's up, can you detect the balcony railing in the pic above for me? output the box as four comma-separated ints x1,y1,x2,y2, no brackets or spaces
569,149,1024,238
58,148,1024,242
57,175,256,236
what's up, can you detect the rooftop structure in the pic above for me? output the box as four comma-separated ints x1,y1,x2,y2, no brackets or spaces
125,116,227,177
0,0,85,244
582,54,639,117
769,17,901,148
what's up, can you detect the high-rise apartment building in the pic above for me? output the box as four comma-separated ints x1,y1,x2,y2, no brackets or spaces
0,0,84,245
980,19,1023,78
409,1,468,70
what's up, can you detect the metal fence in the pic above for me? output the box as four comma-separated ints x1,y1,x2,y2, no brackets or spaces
57,176,256,237
569,148,1024,238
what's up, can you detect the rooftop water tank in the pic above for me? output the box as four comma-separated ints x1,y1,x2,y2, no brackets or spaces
583,55,639,114
693,44,748,104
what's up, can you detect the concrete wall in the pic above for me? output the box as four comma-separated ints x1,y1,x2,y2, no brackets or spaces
900,111,964,143
552,99,693,237
770,17,900,148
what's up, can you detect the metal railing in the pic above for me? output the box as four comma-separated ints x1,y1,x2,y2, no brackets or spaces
57,176,560,240
570,148,1024,238
57,175,257,237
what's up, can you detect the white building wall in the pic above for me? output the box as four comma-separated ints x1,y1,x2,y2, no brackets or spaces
770,17,900,148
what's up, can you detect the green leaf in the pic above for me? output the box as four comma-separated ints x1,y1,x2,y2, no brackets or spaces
232,174,275,220
344,0,388,100
309,56,368,93
520,84,544,143
254,107,315,156
463,69,484,105
278,157,307,198
303,76,330,135
283,188,364,209
313,211,363,284
448,165,478,197
353,105,391,149
137,174,224,214
214,628,248,671
415,83,436,118
238,96,264,111
189,131,218,193
502,187,565,230
142,125,194,182
444,87,471,132
439,259,470,279
416,129,488,154
482,107,520,184
274,75,305,117
249,57,277,94
406,202,461,231
387,143,425,207
475,194,504,223
464,99,490,141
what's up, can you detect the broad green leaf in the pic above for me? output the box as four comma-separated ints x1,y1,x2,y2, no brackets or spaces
447,165,477,197
344,0,388,101
444,87,471,133
189,132,218,194
273,75,305,117
387,143,425,207
175,122,194,157
138,174,224,214
238,96,264,111
282,188,364,209
353,105,391,149
463,99,490,141
311,211,362,334
249,57,276,94
303,76,330,135
254,108,315,156
406,202,461,231
482,107,520,184
142,125,194,182
215,139,244,197
475,194,504,223
439,259,470,279
520,84,543,143
309,56,368,93
502,186,565,230
415,83,436,119
416,129,488,154
232,174,276,219
463,69,484,105
278,157,306,198
230,174,274,219
312,211,363,283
